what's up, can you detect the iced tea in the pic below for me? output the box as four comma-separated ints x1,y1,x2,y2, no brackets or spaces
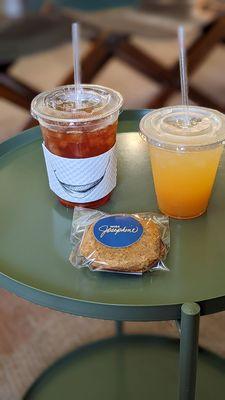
41,120,118,207
31,84,123,208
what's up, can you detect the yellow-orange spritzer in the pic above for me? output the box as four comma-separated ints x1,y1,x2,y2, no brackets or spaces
140,106,225,219
149,145,222,219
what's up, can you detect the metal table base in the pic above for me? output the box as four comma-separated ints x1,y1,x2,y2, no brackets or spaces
23,323,224,400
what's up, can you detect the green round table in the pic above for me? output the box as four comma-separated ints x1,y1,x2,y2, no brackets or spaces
0,110,225,400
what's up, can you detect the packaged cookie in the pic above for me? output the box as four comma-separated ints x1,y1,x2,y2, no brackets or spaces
70,208,170,274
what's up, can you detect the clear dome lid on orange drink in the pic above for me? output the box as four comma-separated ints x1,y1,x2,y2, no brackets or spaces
31,84,123,123
140,106,225,151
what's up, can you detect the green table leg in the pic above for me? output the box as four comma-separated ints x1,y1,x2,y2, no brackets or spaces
178,302,200,400
115,321,124,336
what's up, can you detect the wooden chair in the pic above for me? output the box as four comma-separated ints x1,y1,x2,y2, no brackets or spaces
0,2,109,130
1,1,225,132
0,4,73,113
62,1,225,112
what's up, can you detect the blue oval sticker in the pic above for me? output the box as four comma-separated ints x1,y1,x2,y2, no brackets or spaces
93,215,143,248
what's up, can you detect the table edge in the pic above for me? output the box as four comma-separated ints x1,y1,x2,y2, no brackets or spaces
1,271,225,321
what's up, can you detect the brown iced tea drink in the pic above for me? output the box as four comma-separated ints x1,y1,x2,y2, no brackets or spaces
31,85,123,208
41,120,118,207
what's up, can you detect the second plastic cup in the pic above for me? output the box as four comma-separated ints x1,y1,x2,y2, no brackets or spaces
31,84,123,208
140,106,225,219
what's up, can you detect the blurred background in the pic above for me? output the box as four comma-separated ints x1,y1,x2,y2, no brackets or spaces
1,1,225,399
1,0,225,141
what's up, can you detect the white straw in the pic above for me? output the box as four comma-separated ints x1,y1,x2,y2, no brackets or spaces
72,23,82,104
178,25,189,125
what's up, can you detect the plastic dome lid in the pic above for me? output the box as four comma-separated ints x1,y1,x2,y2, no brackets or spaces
31,84,123,123
140,106,225,151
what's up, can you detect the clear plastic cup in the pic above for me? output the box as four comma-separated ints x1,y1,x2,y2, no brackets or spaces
140,106,225,219
31,84,123,208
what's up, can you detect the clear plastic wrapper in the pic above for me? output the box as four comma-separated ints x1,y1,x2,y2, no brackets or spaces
70,208,170,275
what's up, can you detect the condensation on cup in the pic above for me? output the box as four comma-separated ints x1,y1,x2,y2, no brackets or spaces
31,84,123,208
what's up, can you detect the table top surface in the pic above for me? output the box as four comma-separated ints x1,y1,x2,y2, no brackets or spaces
1,110,225,321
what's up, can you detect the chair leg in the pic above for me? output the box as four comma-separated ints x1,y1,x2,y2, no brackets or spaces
2,15,225,125
116,38,172,85
115,321,124,336
23,117,39,131
148,16,225,108
23,34,123,131
147,86,173,108
0,73,38,110
187,15,225,74
147,83,225,113
188,86,225,113
62,34,120,85
115,17,225,109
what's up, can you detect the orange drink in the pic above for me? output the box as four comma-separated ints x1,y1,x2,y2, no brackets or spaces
140,106,225,219
149,145,222,219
